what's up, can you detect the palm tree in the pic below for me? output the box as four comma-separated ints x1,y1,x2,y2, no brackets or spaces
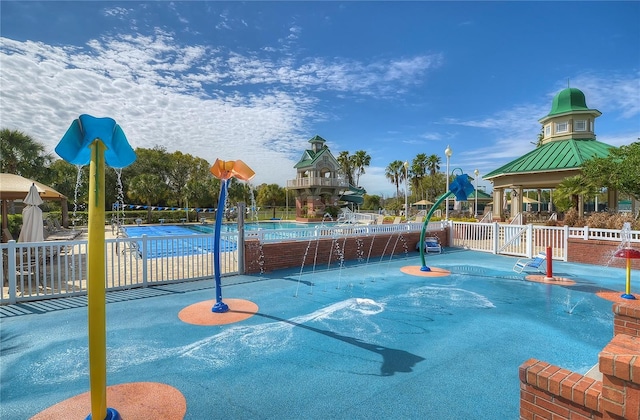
531,126,545,148
426,154,441,176
554,175,597,212
352,150,371,187
337,151,354,185
0,128,54,182
412,154,428,199
127,174,169,222
385,160,405,199
425,154,442,201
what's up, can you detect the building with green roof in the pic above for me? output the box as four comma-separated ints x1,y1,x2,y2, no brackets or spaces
286,135,365,219
484,87,615,221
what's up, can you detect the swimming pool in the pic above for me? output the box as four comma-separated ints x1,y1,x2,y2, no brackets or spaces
122,222,340,257
1,250,627,419
123,225,237,258
192,221,338,233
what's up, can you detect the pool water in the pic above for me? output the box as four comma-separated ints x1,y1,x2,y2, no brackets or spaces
122,225,237,257
122,222,336,258
193,221,337,233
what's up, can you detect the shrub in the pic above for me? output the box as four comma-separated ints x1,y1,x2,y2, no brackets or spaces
562,209,640,230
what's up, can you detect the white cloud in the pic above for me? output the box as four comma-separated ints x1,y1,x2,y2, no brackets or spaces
0,32,441,190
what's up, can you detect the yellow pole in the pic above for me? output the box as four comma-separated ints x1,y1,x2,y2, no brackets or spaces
88,140,107,419
626,257,632,296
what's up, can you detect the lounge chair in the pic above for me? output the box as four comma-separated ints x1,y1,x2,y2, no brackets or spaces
513,252,546,274
392,217,401,224
416,237,442,253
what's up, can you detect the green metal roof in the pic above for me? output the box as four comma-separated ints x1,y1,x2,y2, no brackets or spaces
308,134,326,144
435,188,491,201
467,189,492,200
294,136,334,169
547,88,591,116
484,138,613,179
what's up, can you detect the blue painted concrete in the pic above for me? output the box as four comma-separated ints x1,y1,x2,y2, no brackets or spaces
1,249,631,419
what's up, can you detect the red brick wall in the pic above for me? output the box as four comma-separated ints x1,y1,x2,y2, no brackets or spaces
613,304,640,337
244,229,448,274
519,359,602,419
598,334,640,419
520,302,640,420
568,239,640,270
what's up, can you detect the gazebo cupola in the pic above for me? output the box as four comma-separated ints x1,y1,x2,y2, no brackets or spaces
538,87,602,145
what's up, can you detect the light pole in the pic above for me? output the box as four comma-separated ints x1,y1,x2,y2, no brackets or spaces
285,187,288,220
444,145,452,220
404,161,409,219
474,169,479,218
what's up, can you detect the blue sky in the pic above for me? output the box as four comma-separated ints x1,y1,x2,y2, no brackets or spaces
1,1,638,198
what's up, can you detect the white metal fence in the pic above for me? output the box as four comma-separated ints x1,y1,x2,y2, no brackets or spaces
2,220,638,305
451,222,640,261
1,232,239,305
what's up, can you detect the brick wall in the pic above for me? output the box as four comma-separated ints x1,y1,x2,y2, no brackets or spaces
520,302,640,419
568,239,640,270
519,359,602,419
244,229,448,274
613,304,640,338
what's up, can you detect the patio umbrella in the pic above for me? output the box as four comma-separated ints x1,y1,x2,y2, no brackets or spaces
412,199,434,206
17,183,44,242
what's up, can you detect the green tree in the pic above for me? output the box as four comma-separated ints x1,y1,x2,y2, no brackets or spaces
425,154,441,176
122,146,171,183
0,128,54,182
554,175,597,212
256,183,284,218
362,194,381,211
226,179,253,208
49,160,88,205
185,176,218,211
532,126,545,148
425,154,442,201
581,141,640,203
423,172,445,202
352,150,371,187
410,154,428,199
336,151,354,186
127,174,169,222
385,160,405,199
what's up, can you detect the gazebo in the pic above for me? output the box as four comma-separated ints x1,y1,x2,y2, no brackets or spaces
0,173,69,238
484,87,615,221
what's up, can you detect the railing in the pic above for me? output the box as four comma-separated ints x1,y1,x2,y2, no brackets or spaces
337,209,377,224
1,232,239,305
451,222,568,259
286,177,349,189
479,211,492,223
451,222,639,261
246,221,445,244
3,221,638,304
